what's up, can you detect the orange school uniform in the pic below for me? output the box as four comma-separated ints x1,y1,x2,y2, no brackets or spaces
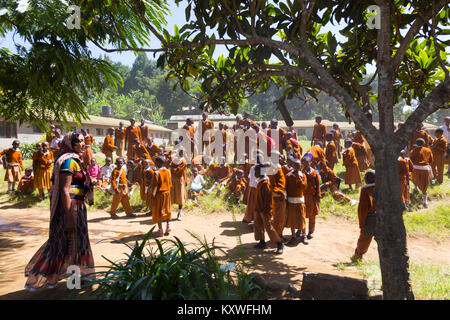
325,141,338,169
410,146,433,194
269,166,287,236
354,184,376,257
343,147,362,185
110,166,132,215
19,174,35,194
398,157,410,204
151,168,172,223
431,136,447,183
102,135,115,160
1,148,23,182
285,171,307,230
253,176,281,244
125,126,142,159
33,151,53,190
312,123,327,146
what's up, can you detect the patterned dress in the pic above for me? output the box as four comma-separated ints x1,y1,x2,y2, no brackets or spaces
25,157,95,289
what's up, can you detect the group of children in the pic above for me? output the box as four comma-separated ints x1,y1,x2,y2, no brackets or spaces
1,115,448,259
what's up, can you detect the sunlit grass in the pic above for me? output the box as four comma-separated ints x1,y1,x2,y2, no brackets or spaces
356,260,450,300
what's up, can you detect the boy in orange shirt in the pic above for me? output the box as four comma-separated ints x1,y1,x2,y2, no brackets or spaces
1,140,23,192
151,156,173,237
109,157,136,219
430,128,447,184
352,170,376,261
102,127,117,162
253,163,284,255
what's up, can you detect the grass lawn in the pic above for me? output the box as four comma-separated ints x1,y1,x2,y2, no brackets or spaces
355,260,450,300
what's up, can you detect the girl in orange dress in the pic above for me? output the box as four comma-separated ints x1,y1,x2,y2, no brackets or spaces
33,142,54,200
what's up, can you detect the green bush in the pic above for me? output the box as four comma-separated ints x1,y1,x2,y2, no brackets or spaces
91,143,102,154
19,143,37,160
85,228,262,300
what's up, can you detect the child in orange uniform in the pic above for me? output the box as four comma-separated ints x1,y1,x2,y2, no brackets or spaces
268,151,287,239
1,140,23,192
33,142,54,200
171,149,188,220
302,152,321,241
410,138,434,208
430,128,447,184
343,139,362,190
227,169,247,205
253,163,284,255
151,156,172,237
285,159,308,245
325,133,338,170
352,170,376,261
109,158,136,219
18,168,35,194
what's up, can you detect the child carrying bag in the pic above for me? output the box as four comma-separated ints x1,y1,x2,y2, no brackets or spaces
363,212,376,236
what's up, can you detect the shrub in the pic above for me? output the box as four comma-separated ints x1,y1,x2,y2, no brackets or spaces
19,143,37,160
91,143,102,154
84,228,262,300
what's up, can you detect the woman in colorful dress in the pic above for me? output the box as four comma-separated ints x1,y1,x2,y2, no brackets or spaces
25,132,95,290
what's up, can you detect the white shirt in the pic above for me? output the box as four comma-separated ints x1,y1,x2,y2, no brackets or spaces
191,174,205,186
248,165,257,188
50,137,63,149
100,164,116,180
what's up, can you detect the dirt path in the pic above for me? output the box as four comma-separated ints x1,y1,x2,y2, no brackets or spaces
0,203,448,299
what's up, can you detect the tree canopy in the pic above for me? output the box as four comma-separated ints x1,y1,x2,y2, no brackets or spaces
0,0,168,126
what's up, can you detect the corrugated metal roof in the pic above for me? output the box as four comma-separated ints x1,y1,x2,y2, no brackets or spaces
169,114,237,121
70,115,173,132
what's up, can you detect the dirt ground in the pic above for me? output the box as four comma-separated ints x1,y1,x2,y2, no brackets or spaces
0,199,448,300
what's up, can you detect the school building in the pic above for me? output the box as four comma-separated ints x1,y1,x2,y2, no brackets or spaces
0,115,173,149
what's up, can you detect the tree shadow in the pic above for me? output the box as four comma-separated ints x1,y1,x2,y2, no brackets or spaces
0,237,25,253
226,242,307,287
219,220,253,237
0,282,94,300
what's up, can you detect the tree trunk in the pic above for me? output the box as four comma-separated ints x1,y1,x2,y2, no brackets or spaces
373,142,415,300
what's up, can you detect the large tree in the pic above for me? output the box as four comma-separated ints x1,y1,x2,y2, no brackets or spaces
110,0,449,299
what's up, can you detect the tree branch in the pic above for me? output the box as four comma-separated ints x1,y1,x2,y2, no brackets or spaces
391,0,450,70
396,78,450,149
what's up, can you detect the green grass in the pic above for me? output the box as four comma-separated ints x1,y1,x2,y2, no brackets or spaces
403,203,450,240
355,260,450,300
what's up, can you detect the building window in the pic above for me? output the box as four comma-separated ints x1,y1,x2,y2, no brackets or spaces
150,133,154,138
0,121,17,138
96,128,104,136
32,124,43,133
